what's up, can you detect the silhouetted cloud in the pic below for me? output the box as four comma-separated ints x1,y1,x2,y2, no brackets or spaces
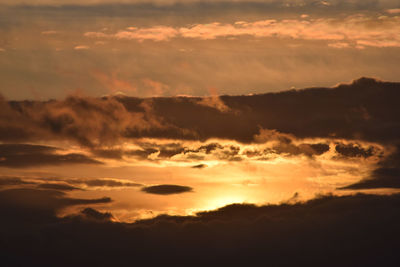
191,164,207,169
0,143,102,167
0,176,35,186
37,183,81,191
335,143,376,158
79,207,113,221
340,145,400,189
66,178,142,188
2,78,400,147
141,184,193,195
1,191,400,266
0,188,111,225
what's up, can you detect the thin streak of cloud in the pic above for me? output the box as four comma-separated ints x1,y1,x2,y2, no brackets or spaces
74,45,90,50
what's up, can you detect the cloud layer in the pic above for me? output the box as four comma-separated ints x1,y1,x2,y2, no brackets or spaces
1,189,400,266
85,15,400,48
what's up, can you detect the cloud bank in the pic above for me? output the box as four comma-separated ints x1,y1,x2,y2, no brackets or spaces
1,189,400,266
85,15,400,48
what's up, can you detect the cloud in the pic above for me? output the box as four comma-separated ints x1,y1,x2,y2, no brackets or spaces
37,183,81,191
141,184,193,195
196,95,231,113
192,163,207,168
78,207,113,221
386,8,400,14
69,178,142,188
0,188,111,224
0,95,193,148
74,45,90,50
2,77,400,150
84,15,400,48
2,175,141,190
0,143,102,168
2,191,400,266
91,70,137,94
0,176,35,186
335,143,377,158
340,145,400,189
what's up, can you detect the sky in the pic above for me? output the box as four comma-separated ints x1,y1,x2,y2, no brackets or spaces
1,1,400,266
1,0,400,99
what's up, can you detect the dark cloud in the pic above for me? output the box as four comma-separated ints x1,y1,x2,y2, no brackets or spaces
122,78,400,144
335,143,376,158
271,142,330,157
0,143,102,168
191,163,207,169
0,188,111,224
340,145,400,189
197,143,224,154
79,207,113,221
0,176,35,186
2,192,400,266
2,78,400,148
68,178,142,188
37,183,81,191
141,184,193,195
2,176,141,190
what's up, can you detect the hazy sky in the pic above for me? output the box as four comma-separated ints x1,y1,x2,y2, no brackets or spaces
1,0,400,99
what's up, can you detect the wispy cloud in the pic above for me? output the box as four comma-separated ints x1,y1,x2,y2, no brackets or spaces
74,45,90,50
386,8,400,14
84,15,400,48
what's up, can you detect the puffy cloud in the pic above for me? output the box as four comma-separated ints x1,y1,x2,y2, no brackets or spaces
2,77,400,152
78,207,114,221
0,95,195,148
335,143,377,158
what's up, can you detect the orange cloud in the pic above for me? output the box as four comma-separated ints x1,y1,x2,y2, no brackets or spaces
92,71,137,94
74,45,90,50
84,15,400,48
196,88,230,113
142,78,169,96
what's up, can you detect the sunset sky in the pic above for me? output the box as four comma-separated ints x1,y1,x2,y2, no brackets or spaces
1,1,400,266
